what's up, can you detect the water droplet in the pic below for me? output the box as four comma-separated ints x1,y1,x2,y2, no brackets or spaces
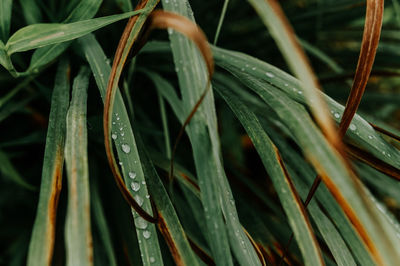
149,257,155,263
120,127,123,131
368,135,373,139
241,68,245,71
112,122,116,125
167,28,173,34
284,83,288,86
112,133,117,140
119,162,123,165
266,72,275,78
121,144,131,153
121,132,125,136
145,194,150,199
334,113,340,119
349,124,357,131
131,182,140,191
135,217,148,229
141,181,146,185
129,172,136,179
252,67,256,70
245,64,249,67
135,195,144,206
383,151,386,155
116,117,120,120
298,91,303,94
143,230,151,239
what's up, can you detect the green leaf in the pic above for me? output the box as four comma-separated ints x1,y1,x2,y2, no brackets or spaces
161,1,261,265
5,9,147,54
64,66,93,266
136,133,201,266
266,126,374,265
79,33,164,266
27,58,70,266
0,0,13,42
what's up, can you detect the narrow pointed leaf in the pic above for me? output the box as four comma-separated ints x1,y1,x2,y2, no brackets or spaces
64,67,93,266
161,1,261,265
79,33,164,266
5,9,147,54
27,59,70,266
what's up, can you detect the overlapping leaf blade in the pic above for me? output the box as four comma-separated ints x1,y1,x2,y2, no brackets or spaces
161,1,261,265
80,33,163,266
5,9,146,54
216,82,324,266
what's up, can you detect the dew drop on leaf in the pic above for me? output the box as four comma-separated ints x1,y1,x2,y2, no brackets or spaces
121,144,131,153
134,217,148,229
129,172,136,179
143,230,151,239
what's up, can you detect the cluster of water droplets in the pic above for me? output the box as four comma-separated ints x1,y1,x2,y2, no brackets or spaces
111,113,131,155
111,113,155,254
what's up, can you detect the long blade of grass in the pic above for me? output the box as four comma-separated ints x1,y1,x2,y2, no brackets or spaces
103,0,158,222
216,84,324,266
135,134,202,266
79,33,164,266
0,0,12,42
339,0,384,137
161,1,262,265
5,9,147,54
297,1,384,255
27,58,70,266
213,0,230,45
247,0,340,150
64,66,93,266
266,127,374,266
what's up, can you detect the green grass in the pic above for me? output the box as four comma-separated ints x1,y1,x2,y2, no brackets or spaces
2,0,400,265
